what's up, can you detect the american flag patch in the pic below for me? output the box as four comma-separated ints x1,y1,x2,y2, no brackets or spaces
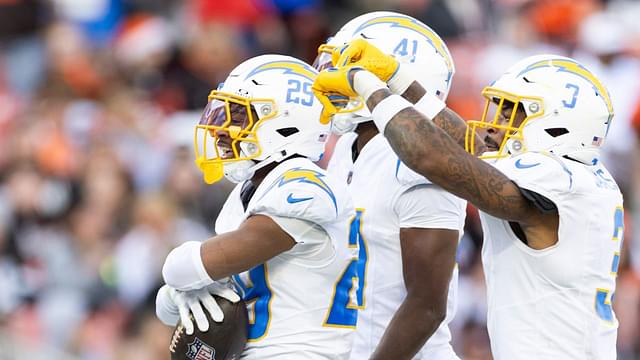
592,136,603,146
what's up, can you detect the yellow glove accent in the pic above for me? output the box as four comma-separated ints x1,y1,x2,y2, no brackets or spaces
312,66,362,124
333,38,400,82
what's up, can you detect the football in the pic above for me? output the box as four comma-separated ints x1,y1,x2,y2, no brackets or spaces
169,296,248,360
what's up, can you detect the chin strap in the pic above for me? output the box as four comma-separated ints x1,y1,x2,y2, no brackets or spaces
224,150,288,183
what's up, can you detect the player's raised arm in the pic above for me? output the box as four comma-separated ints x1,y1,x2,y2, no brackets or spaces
400,81,487,155
314,65,538,224
322,38,486,154
373,88,539,221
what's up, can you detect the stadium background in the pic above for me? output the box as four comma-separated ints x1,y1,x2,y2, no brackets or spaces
1,0,640,359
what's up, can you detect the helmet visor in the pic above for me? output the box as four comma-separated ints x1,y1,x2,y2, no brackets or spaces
199,99,254,131
312,44,335,71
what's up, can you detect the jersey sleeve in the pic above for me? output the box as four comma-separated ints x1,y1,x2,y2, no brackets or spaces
248,167,342,226
266,215,328,245
495,152,574,205
394,158,432,188
393,184,466,230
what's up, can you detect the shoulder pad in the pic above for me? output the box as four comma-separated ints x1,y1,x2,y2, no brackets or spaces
495,152,574,196
249,166,347,224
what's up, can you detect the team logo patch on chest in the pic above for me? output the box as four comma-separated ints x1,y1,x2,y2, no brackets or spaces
186,338,216,360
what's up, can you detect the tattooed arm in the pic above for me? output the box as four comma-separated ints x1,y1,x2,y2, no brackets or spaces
367,88,540,224
400,81,487,154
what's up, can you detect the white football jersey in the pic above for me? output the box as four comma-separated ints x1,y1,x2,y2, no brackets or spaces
481,151,623,360
327,133,466,360
215,157,358,359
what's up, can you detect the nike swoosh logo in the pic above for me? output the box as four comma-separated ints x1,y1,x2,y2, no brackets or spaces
515,159,541,169
287,193,314,204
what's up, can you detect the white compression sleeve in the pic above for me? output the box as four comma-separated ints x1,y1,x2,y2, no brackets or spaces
414,91,446,119
353,70,387,101
370,94,413,133
162,241,213,291
387,64,415,95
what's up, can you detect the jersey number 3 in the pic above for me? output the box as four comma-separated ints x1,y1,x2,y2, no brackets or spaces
595,206,624,323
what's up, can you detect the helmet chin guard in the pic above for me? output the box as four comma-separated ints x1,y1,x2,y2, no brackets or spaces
223,160,256,183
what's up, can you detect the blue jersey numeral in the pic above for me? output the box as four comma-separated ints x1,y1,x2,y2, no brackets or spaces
233,264,273,341
234,209,369,337
595,206,624,322
324,208,368,328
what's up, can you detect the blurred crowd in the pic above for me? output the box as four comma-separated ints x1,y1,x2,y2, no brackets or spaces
1,0,640,359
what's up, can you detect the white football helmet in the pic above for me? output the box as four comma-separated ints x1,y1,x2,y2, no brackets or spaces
466,54,614,165
312,11,455,134
194,54,330,184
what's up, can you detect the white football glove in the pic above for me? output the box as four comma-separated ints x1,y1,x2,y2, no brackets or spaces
156,280,241,335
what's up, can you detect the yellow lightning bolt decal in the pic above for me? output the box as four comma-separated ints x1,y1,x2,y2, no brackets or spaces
518,59,614,119
352,15,454,82
245,60,317,82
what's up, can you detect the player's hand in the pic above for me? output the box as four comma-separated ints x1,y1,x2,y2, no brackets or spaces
156,282,241,335
333,38,399,82
312,66,364,124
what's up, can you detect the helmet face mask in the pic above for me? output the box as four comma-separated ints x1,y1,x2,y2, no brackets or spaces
194,55,330,184
312,11,455,134
195,91,276,183
197,93,272,160
466,55,614,165
466,88,545,159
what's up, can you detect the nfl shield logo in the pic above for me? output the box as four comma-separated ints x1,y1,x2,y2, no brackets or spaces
186,338,216,360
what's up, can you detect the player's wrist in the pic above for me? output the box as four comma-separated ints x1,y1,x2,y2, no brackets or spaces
353,70,388,102
162,240,214,291
387,64,415,95
371,94,413,133
414,91,446,120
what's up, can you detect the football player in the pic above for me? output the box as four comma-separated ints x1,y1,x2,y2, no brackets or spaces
156,54,359,359
314,42,622,359
312,12,466,360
